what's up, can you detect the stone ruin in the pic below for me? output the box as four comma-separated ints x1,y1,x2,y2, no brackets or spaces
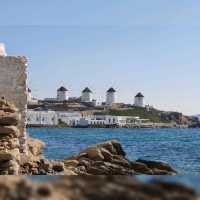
0,98,21,174
0,44,28,174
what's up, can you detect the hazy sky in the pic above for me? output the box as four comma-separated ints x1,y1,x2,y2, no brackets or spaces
0,0,199,115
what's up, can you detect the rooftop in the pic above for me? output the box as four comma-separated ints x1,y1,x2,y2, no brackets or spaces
57,86,68,92
82,87,92,93
107,87,116,93
135,92,144,98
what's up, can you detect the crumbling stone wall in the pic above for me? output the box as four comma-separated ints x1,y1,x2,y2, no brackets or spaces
0,56,28,154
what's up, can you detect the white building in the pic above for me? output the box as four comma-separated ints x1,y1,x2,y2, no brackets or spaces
27,110,81,126
27,110,145,127
77,115,142,127
81,87,92,102
27,110,58,126
27,88,38,104
106,87,116,106
56,111,81,126
0,43,7,56
134,92,144,107
57,86,69,101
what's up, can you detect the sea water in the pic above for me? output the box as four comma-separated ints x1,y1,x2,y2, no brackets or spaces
28,128,200,175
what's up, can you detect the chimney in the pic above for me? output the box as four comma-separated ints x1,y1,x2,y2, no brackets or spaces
0,43,7,56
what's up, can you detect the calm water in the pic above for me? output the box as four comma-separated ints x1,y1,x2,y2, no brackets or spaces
28,128,200,175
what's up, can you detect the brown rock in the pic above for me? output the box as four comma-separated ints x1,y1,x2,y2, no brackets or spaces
0,113,20,126
63,160,79,167
152,169,173,175
82,147,104,161
0,160,14,169
112,158,131,168
131,161,153,175
100,147,113,162
8,138,20,149
52,162,65,172
40,160,52,172
87,166,108,175
0,98,18,113
111,140,126,156
97,141,117,155
28,138,45,156
0,152,15,161
0,126,20,136
136,159,177,174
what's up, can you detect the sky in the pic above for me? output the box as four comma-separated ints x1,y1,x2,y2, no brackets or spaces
0,0,200,115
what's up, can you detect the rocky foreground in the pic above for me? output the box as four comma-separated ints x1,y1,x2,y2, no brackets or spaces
0,98,21,175
0,176,199,200
21,139,177,175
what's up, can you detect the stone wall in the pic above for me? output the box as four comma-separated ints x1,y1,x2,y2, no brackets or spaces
0,56,28,154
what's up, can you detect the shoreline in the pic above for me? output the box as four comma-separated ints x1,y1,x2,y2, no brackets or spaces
26,124,191,129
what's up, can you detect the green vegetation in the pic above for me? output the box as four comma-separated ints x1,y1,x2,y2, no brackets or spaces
107,106,182,123
58,119,68,128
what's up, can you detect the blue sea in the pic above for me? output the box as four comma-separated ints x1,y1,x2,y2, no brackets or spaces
28,128,200,175
28,128,200,190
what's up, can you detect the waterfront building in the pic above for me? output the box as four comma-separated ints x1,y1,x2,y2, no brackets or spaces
81,87,92,102
0,43,7,56
106,87,116,106
77,115,143,127
57,86,69,101
27,110,58,126
134,92,144,107
27,109,144,127
27,110,81,126
56,111,81,126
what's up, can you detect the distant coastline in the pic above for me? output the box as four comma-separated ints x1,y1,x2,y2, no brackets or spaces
26,123,190,129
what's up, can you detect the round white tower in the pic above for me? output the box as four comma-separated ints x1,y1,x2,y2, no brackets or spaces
134,92,144,107
0,43,7,56
106,87,116,106
57,86,69,101
81,87,92,102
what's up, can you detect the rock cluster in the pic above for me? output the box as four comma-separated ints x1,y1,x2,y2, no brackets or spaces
0,97,21,175
63,140,177,175
20,140,177,175
0,176,199,200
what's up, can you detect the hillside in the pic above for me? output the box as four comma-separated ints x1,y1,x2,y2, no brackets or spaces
107,106,183,123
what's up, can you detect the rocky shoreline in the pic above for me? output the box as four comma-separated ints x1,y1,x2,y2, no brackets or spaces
0,176,199,200
21,139,177,176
